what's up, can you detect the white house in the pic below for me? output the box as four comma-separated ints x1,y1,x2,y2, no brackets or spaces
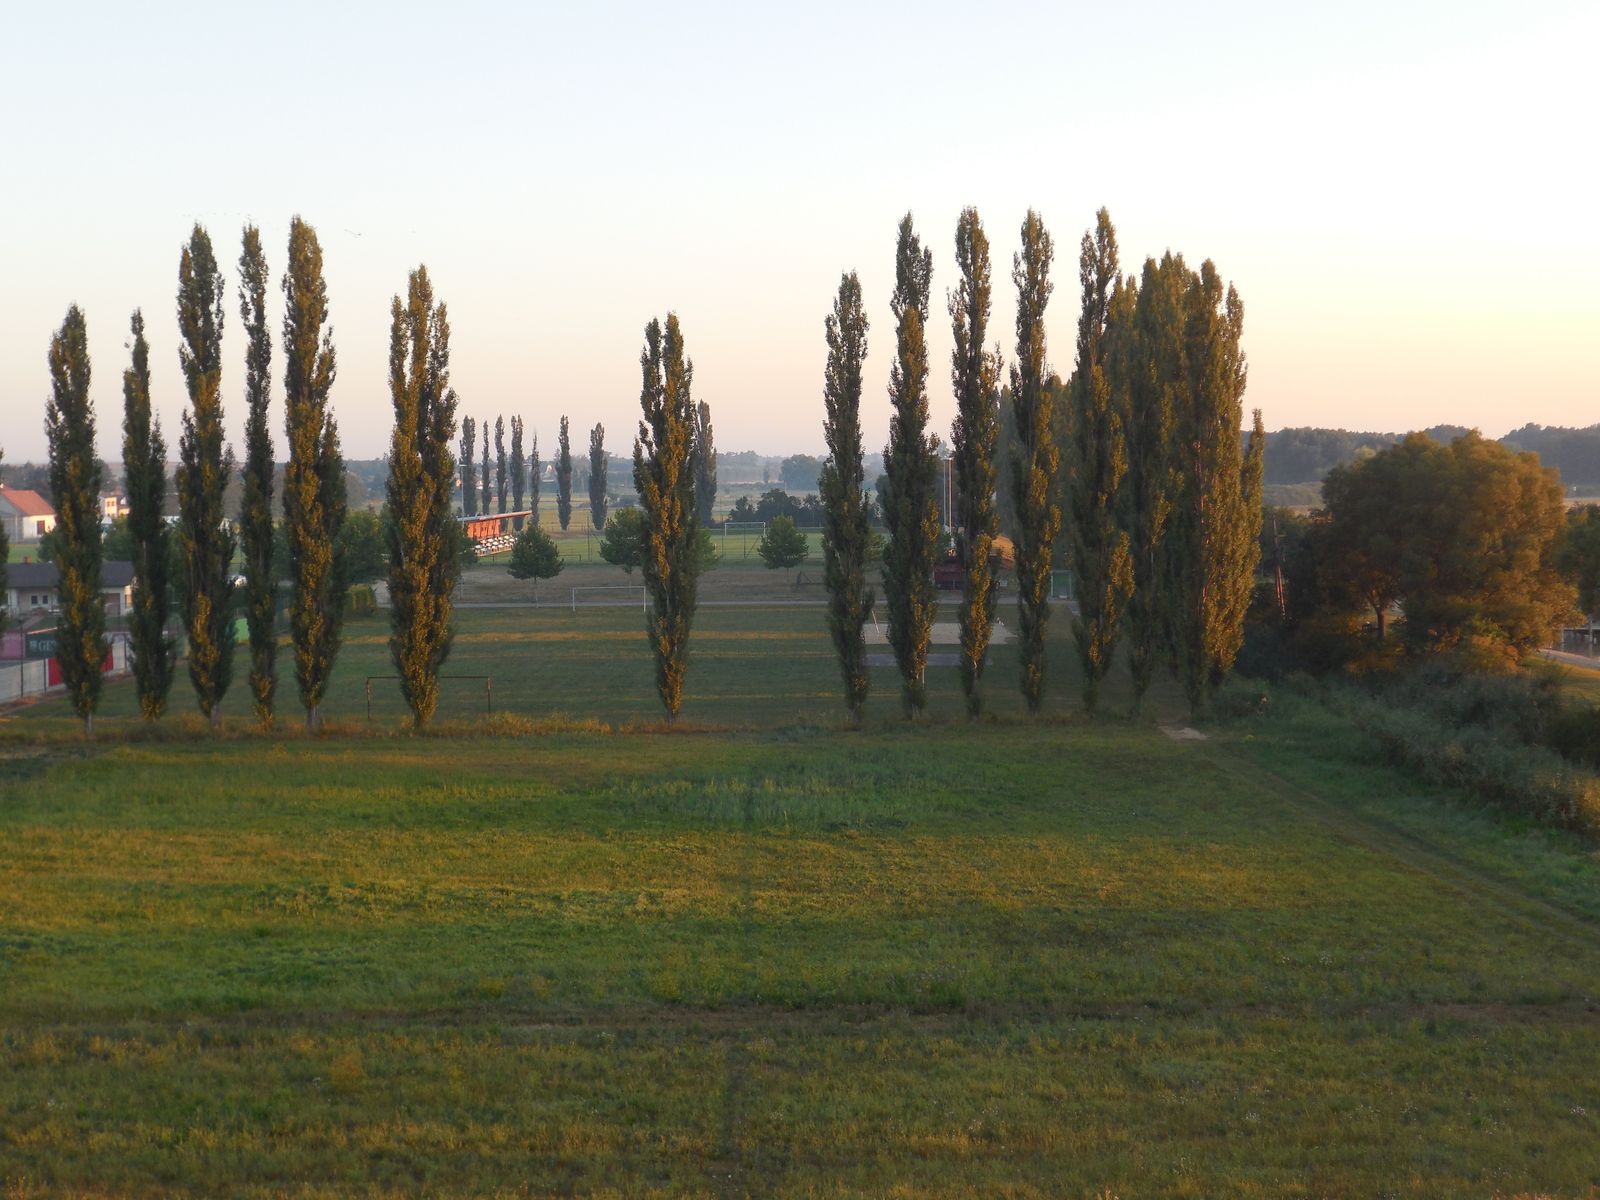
0,487,57,543
3,561,136,618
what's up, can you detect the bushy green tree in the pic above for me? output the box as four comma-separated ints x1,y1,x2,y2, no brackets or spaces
282,216,346,731
1121,253,1185,711
1321,431,1574,654
238,224,277,727
757,515,809,569
1169,261,1264,714
948,208,1002,717
819,271,874,722
881,213,940,717
122,309,175,719
508,521,563,600
1558,505,1600,619
386,266,460,728
633,314,699,720
589,422,608,530
557,416,574,531
1010,210,1060,713
1065,209,1134,713
600,506,644,574
45,306,106,733
176,225,236,730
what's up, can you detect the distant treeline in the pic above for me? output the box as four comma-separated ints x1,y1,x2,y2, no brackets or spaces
1264,424,1600,488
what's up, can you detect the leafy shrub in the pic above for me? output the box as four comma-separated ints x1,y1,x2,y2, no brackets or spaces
344,584,376,618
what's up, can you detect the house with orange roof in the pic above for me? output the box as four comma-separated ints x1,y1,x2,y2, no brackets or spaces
0,486,57,542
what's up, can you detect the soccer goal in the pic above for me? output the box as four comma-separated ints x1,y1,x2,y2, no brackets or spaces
570,584,647,612
722,521,766,559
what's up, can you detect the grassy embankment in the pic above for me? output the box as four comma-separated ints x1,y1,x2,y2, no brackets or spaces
3,606,1600,1196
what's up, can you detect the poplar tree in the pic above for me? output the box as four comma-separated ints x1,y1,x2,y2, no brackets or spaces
880,213,940,717
0,450,8,633
556,416,574,530
460,416,476,514
819,271,874,722
386,265,460,728
948,208,1002,717
588,423,608,530
494,415,508,513
693,400,717,526
633,314,698,720
176,225,236,730
529,432,542,524
45,306,106,734
1121,253,1184,711
509,415,526,521
238,224,277,727
281,216,346,730
479,424,491,515
1170,260,1265,715
122,309,175,719
1010,209,1060,713
1065,209,1134,713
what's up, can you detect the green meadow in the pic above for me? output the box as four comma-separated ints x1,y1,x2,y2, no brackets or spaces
3,603,1599,1196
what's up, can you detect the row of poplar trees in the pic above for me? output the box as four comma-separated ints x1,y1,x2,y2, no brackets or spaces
42,218,347,734
817,207,1263,723
40,219,481,733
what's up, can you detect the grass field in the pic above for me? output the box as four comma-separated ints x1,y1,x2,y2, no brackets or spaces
4,604,1600,1196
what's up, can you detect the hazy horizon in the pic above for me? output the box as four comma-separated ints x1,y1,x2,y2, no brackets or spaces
2,0,1594,466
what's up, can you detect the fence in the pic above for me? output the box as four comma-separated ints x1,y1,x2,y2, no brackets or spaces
0,640,129,705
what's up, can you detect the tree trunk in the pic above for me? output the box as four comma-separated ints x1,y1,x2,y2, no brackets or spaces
1375,604,1387,641
209,706,221,733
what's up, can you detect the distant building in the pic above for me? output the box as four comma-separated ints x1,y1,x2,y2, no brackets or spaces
3,561,136,619
99,491,130,522
0,487,57,542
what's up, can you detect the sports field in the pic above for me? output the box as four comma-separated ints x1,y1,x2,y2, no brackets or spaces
3,602,1600,1196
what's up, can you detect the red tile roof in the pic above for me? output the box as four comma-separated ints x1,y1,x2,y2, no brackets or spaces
0,488,55,517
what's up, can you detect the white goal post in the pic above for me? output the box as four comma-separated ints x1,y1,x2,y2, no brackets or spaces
570,584,647,612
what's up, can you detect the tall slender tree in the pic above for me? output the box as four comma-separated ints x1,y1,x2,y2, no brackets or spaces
588,423,608,530
1010,209,1060,713
460,416,476,515
1065,209,1134,713
176,225,236,730
0,450,9,635
509,415,526,522
1170,260,1265,714
819,271,874,723
529,431,542,525
494,415,508,513
479,422,492,515
948,208,1003,717
556,416,574,530
45,306,106,734
238,225,277,727
633,314,699,720
1121,253,1184,711
122,309,175,719
386,265,460,728
281,215,346,730
880,213,940,717
692,400,717,527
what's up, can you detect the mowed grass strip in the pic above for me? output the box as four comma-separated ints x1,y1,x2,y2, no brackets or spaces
4,720,1600,1195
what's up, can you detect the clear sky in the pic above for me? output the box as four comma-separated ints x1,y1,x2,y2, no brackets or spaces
1,0,1595,465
